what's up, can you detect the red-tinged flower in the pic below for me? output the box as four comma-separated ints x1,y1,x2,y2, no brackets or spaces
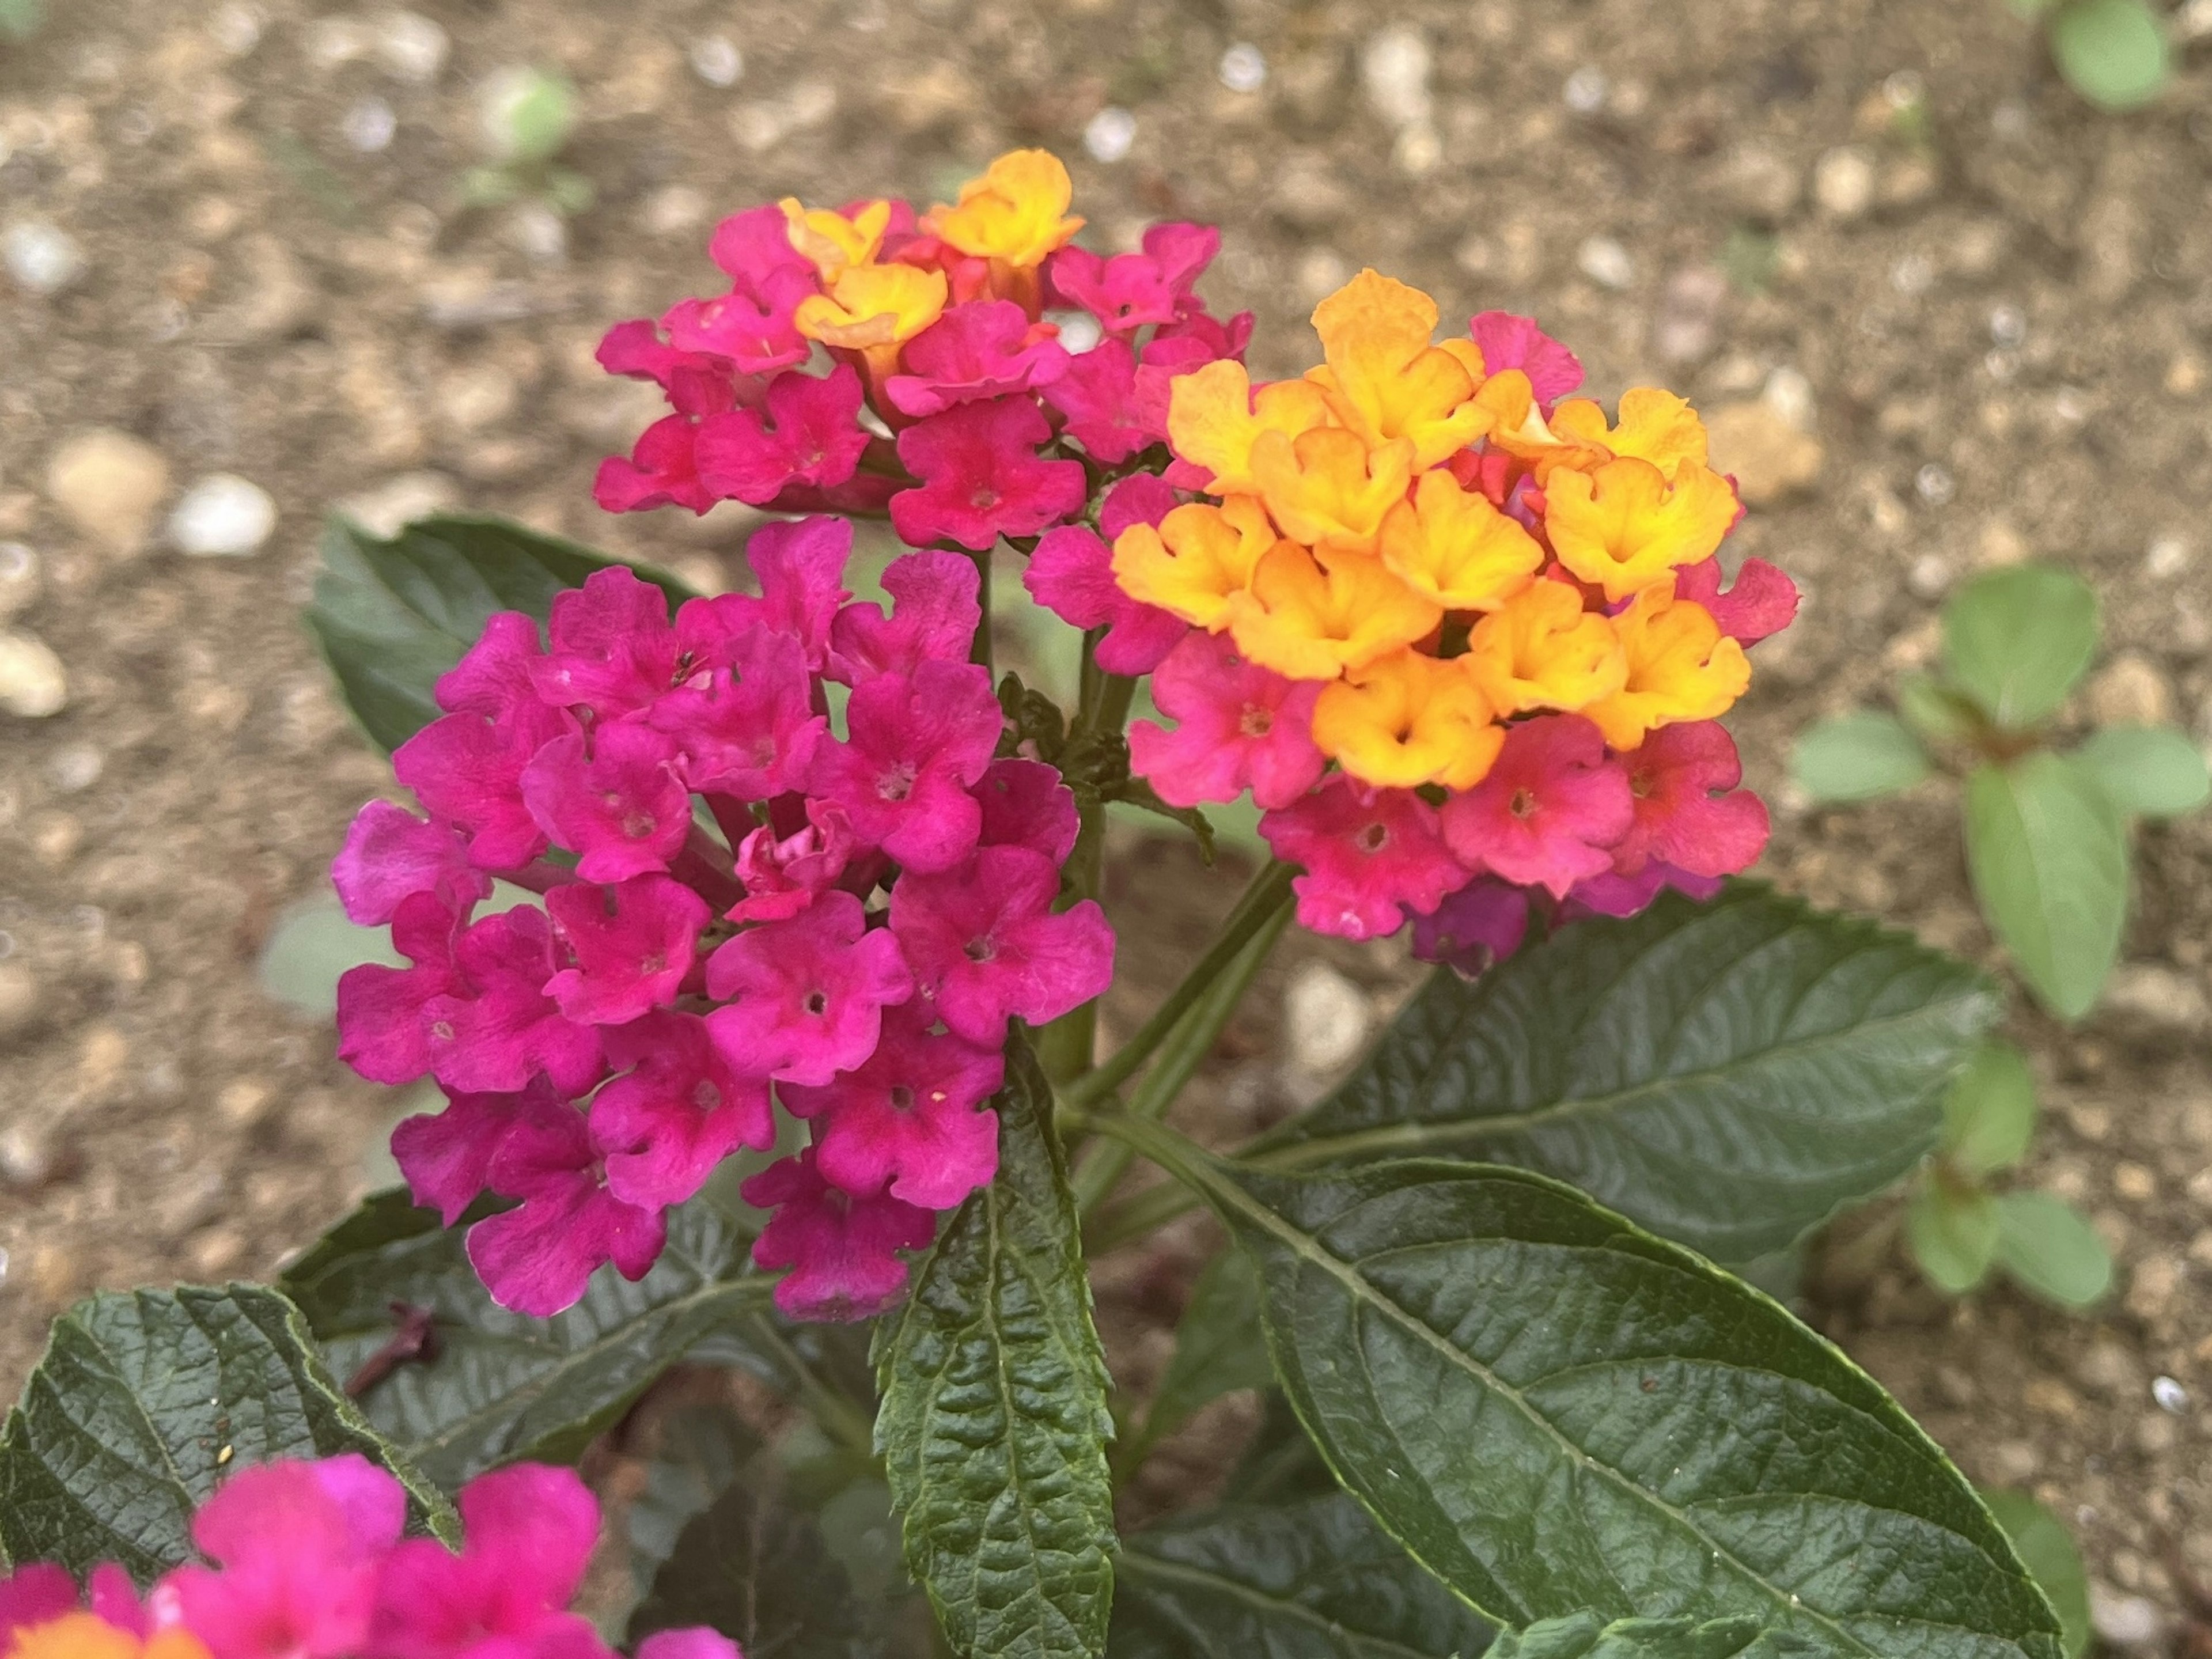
1563,861,1725,920
594,318,742,419
422,905,607,1099
590,1012,773,1210
704,891,914,1086
1026,475,1188,675
432,611,543,721
740,1147,938,1321
594,414,718,515
781,1003,1005,1209
808,658,1001,873
828,550,982,686
889,844,1115,1047
1673,554,1798,646
336,891,467,1087
694,363,870,506
467,1096,665,1317
1,1567,146,1653
974,757,1079,864
543,874,710,1027
657,203,818,375
390,1081,543,1226
703,516,853,673
331,801,489,927
729,800,855,923
650,624,824,802
1259,777,1466,942
393,700,573,873
528,566,681,719
520,723,693,884
1439,714,1634,899
1609,721,1770,878
1468,311,1584,411
1128,631,1327,810
883,299,1070,419
1040,338,1158,465
889,397,1086,552
1410,876,1535,977
1046,222,1219,333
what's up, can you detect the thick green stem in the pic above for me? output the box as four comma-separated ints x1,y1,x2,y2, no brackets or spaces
1037,652,1139,1085
748,1320,878,1457
969,545,994,677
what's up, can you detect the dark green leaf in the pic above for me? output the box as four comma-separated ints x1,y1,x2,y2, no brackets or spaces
2073,726,2211,819
0,1284,456,1579
1908,1181,2001,1295
1186,1152,2061,1656
1993,1192,2112,1308
1124,1249,1271,1469
1789,713,1930,803
305,513,695,753
1248,885,1998,1265
1941,1041,2038,1178
1941,566,2097,731
2049,0,2171,110
1484,1612,1772,1659
1963,757,2129,1020
281,1188,771,1488
627,1406,764,1592
1981,1490,2091,1659
1110,1493,1495,1659
1220,1391,1337,1507
874,1035,1117,1659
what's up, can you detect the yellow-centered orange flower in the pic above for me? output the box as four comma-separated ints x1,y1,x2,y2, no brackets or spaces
1377,469,1544,612
1304,271,1494,467
924,149,1084,268
1550,387,1711,480
1165,361,1333,496
1585,578,1751,749
1228,543,1441,681
1312,650,1503,790
5,1618,210,1659
1464,578,1628,714
1110,496,1279,630
1248,426,1416,555
779,198,891,282
1543,456,1738,603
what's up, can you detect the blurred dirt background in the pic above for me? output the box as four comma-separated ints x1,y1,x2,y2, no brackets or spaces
5,0,2212,1642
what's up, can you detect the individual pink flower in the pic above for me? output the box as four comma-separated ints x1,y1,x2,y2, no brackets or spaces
336,892,466,1086
781,1004,1005,1209
468,1097,666,1317
973,757,1080,864
658,203,818,374
694,364,870,505
740,1148,938,1321
422,906,607,1098
1609,721,1770,878
594,414,718,516
543,875,710,1026
590,1012,772,1209
1410,877,1535,976
520,723,693,884
1563,862,1725,919
434,611,546,721
884,300,1070,418
889,397,1087,552
649,624,824,801
729,800,855,923
1260,777,1466,941
1128,632,1327,810
594,318,740,419
890,844,1114,1046
165,1455,405,1659
332,801,490,926
1025,476,1188,675
527,567,683,719
1439,714,1634,899
808,658,1000,873
1,1565,141,1643
829,551,982,685
708,516,853,673
1039,338,1159,465
394,702,572,873
1673,555,1798,646
366,1464,600,1659
704,891,914,1085
390,1081,545,1226
635,1633,743,1659
1469,312,1584,410
1046,222,1218,333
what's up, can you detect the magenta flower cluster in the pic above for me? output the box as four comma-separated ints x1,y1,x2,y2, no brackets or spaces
0,1457,737,1659
331,517,1113,1320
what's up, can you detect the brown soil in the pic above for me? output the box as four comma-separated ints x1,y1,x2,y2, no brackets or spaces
3,0,2210,1639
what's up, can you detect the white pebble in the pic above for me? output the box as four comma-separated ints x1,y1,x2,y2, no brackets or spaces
210,2,262,55
170,474,277,557
1989,304,2027,348
1362,26,1432,128
335,472,459,537
1889,252,1933,296
342,97,397,153
1218,42,1267,94
2145,534,2193,579
1084,106,1135,163
1914,463,1955,506
1285,963,1373,1075
689,35,743,88
1883,68,1925,109
0,630,67,718
48,741,102,793
0,542,37,621
1907,554,1952,599
3,221,85,295
1763,365,1817,432
1563,65,1608,113
1575,234,1635,290
374,12,449,84
1044,308,1102,354
1813,146,1874,219
2153,1374,2190,1414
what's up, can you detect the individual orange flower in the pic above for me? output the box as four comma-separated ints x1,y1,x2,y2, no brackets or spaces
1464,577,1627,714
1312,649,1504,790
1542,456,1738,602
1472,372,1611,481
1303,271,1493,467
779,198,892,282
1110,496,1278,630
793,263,950,378
1377,469,1544,612
924,149,1084,268
1248,426,1416,554
1229,543,1441,681
6,1616,210,1659
1549,387,1710,480
1585,578,1751,749
1165,361,1333,496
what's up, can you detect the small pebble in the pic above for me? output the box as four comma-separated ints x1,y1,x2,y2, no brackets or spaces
2090,1586,2165,1650
1361,26,1432,128
1563,65,1607,113
335,471,459,537
0,961,37,1040
1914,463,1955,506
0,542,38,621
0,630,67,718
689,35,743,88
209,2,262,55
47,428,172,557
1284,963,1373,1075
2145,535,2192,579
1764,366,1816,431
1218,42,1266,94
3,221,86,295
1084,107,1135,163
1044,309,1103,354
1652,265,1726,363
374,11,449,84
1813,146,1875,219
170,474,277,556
341,97,397,153
1907,554,1951,598
508,202,567,263
641,184,707,236
1889,253,1933,296
2153,1375,2190,1414
48,741,101,793
1989,305,2027,349
1576,234,1635,290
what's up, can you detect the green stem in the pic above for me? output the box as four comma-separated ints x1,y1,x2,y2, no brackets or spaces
1037,649,1139,1085
969,546,994,678
749,1320,878,1457
1084,1169,1202,1255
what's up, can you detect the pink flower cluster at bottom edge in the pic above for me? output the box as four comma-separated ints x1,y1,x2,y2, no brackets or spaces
0,1457,736,1659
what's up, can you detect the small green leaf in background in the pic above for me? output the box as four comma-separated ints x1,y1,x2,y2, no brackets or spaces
874,1037,1117,1659
1119,1249,1272,1476
2074,726,2212,819
282,1188,770,1489
479,66,579,164
2049,0,2171,111
1484,1612,1766,1659
1908,1180,2001,1294
1994,1192,2113,1308
1943,565,2099,731
1110,1494,1496,1659
0,1285,456,1579
1963,756,2130,1020
1982,1488,2093,1659
0,0,42,41
1789,711,1932,802
256,895,405,1016
1897,673,1983,748
1942,1040,2039,1178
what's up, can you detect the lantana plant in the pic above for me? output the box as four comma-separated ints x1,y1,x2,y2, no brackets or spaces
5,151,2080,1659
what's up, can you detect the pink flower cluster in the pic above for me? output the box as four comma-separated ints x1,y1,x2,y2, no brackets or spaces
332,517,1112,1320
0,1458,735,1659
